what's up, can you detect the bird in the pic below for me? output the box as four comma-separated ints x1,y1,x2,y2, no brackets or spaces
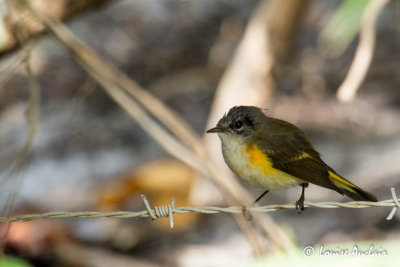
207,106,377,215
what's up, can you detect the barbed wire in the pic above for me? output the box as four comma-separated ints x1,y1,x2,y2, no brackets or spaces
1,188,399,228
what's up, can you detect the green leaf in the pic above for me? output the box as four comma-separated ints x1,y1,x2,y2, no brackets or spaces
318,0,370,57
0,256,32,267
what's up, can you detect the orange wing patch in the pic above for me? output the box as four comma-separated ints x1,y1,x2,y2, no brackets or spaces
245,143,279,175
243,143,301,189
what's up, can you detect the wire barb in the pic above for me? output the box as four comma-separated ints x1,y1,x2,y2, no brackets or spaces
386,188,400,220
141,195,175,228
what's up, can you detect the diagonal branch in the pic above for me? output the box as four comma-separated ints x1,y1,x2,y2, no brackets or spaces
336,0,391,102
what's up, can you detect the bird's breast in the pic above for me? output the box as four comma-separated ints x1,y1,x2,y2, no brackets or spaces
219,134,301,189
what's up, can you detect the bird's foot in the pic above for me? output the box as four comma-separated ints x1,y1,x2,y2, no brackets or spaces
296,183,308,214
295,197,306,214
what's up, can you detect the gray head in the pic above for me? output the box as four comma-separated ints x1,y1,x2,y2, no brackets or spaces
206,106,266,138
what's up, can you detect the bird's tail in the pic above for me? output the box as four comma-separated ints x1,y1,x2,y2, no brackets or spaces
328,171,377,202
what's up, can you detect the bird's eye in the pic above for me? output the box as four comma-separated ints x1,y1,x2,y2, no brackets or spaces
235,121,243,129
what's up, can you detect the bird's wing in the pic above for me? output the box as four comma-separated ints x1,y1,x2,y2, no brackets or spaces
255,131,341,192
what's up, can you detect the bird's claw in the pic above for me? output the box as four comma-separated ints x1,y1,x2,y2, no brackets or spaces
295,198,306,214
242,206,253,221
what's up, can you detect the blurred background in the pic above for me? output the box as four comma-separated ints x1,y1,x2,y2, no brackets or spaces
0,0,399,266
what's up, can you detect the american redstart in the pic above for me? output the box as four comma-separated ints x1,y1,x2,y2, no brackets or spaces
207,106,377,213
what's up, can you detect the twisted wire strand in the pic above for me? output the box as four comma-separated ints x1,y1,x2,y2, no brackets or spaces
1,188,399,227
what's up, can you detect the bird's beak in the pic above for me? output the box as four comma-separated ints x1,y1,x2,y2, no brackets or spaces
206,126,223,133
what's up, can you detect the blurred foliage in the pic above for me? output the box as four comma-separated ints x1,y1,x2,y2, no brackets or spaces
319,0,369,57
0,256,32,267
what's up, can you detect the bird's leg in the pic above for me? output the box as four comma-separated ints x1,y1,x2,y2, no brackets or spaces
242,190,269,221
296,183,308,213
